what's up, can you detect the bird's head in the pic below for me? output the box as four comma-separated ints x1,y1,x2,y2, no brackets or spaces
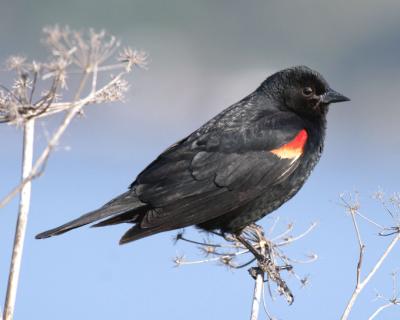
261,66,350,117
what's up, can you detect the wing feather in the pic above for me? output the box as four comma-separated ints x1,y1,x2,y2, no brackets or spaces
132,109,307,230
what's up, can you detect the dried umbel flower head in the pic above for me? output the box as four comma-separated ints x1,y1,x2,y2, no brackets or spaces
0,25,146,124
6,56,27,71
118,47,148,71
92,78,129,104
42,25,123,70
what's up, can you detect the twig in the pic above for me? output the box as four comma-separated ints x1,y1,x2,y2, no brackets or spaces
271,223,294,242
369,302,398,320
275,222,317,247
175,222,316,318
3,118,35,320
339,192,400,319
341,233,400,320
262,285,276,320
174,248,250,266
368,271,400,319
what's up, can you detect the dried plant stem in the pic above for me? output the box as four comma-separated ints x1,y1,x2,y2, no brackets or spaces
250,241,266,320
368,302,396,320
250,271,264,320
341,233,400,320
0,71,124,210
176,223,312,319
0,26,145,320
3,71,90,320
3,118,35,320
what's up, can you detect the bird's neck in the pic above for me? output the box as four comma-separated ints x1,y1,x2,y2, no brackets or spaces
303,115,327,152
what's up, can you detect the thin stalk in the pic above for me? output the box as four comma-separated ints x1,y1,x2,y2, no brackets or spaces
3,119,35,320
250,242,266,320
250,270,264,320
341,234,400,320
368,302,396,320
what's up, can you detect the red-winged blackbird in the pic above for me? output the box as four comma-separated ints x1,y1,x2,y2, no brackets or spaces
36,66,349,245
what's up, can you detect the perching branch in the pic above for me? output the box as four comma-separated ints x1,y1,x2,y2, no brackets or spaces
250,238,266,320
174,221,317,320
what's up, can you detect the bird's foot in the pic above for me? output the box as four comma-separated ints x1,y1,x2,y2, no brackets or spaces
248,266,264,280
234,226,294,304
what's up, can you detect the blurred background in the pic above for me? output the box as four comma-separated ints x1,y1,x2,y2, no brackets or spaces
1,0,400,319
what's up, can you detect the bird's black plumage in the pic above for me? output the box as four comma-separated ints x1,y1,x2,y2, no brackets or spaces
36,66,350,244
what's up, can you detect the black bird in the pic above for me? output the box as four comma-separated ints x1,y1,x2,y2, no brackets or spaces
36,66,349,245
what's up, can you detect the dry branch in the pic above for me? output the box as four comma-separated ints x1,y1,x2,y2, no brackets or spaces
250,240,266,320
3,119,34,320
174,222,317,320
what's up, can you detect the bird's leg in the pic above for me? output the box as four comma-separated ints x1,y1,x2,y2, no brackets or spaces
236,223,270,254
234,232,271,282
234,225,278,280
248,223,264,234
234,233,269,264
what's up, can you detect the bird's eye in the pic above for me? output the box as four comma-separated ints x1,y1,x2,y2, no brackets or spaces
302,87,314,97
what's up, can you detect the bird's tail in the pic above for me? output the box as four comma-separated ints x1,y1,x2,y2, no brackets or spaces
35,191,147,239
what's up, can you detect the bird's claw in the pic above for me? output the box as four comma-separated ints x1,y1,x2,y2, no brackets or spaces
248,266,264,280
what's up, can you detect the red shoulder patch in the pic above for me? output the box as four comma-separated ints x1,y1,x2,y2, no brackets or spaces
270,129,308,159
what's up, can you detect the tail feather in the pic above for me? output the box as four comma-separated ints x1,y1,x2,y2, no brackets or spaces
91,210,142,228
119,225,167,245
35,191,146,239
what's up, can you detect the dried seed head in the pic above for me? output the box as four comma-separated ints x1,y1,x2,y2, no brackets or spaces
92,78,129,103
118,47,148,71
220,256,233,266
6,56,26,71
173,255,185,267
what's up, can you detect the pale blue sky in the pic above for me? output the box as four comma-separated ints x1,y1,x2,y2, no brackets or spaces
1,1,400,319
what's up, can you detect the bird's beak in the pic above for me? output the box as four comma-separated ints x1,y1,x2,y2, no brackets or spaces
321,89,350,104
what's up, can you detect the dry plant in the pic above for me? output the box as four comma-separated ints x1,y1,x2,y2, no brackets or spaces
174,191,400,320
174,220,318,320
340,192,400,320
369,271,400,320
0,25,146,320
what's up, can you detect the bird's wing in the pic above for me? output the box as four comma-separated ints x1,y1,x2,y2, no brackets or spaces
132,111,307,230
